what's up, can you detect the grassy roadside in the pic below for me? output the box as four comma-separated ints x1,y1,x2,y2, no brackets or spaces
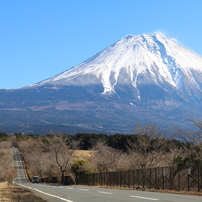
0,182,47,202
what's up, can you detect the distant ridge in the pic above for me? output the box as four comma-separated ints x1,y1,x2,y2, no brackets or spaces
1,33,202,134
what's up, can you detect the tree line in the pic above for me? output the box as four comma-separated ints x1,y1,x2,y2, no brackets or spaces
0,121,202,184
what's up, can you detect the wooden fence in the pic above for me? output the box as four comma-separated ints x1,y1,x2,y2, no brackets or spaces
75,165,202,192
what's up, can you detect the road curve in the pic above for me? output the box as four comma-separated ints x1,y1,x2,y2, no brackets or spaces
17,183,202,202
12,147,202,202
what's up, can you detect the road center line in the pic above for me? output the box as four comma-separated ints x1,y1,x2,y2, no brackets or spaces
130,195,159,201
67,187,73,189
98,191,113,194
79,189,89,191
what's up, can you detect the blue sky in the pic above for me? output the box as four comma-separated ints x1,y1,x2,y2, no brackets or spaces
0,0,202,89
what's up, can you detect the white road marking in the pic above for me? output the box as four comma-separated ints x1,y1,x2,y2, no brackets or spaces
19,184,74,202
130,195,159,200
98,191,113,194
20,184,159,201
79,189,89,191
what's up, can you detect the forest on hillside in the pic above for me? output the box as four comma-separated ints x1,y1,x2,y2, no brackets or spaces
0,122,202,184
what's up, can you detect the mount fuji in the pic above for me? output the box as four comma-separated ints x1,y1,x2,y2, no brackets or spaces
1,33,202,134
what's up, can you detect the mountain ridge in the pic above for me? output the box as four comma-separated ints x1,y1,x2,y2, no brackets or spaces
29,33,202,101
1,33,202,134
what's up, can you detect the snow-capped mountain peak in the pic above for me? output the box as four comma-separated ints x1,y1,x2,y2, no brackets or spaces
3,33,202,134
33,33,202,98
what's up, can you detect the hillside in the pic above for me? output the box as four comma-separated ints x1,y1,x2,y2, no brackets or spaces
1,33,202,134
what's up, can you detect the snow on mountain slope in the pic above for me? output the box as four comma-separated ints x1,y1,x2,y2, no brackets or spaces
32,33,202,99
3,33,202,134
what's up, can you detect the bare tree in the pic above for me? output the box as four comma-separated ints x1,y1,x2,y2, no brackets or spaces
45,134,79,183
172,119,202,165
18,138,48,178
0,141,13,181
17,134,80,183
127,123,172,168
91,139,123,172
6,168,17,186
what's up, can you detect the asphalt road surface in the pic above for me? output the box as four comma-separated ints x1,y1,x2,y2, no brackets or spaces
18,183,202,202
12,146,27,184
12,147,202,202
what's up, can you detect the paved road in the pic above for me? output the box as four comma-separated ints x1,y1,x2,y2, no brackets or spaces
18,183,202,202
12,147,27,184
12,147,202,202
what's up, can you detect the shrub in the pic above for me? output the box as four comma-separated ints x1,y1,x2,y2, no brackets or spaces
71,158,96,175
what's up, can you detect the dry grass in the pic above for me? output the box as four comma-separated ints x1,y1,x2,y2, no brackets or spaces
73,150,95,158
148,189,202,196
0,182,47,202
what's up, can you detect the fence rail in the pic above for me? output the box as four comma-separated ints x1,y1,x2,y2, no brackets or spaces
75,165,202,192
